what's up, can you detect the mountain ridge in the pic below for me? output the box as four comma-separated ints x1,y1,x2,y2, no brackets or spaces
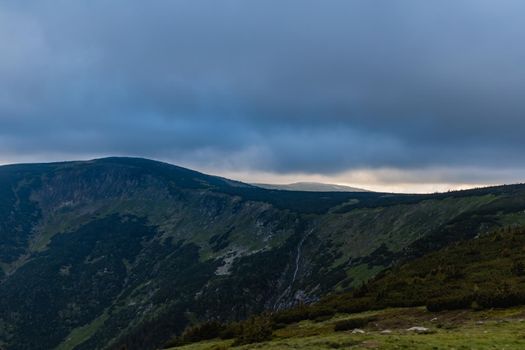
252,181,369,192
1,157,525,349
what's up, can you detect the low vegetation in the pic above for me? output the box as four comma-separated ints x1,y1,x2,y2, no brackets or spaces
167,306,525,349
170,225,525,348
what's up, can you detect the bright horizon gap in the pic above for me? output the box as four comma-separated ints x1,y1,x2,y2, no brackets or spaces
0,155,517,194
214,172,492,194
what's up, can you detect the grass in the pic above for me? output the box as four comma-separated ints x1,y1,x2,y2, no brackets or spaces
168,306,525,350
343,264,385,289
55,311,109,350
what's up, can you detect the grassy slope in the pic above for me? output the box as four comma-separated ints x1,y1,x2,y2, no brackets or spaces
170,226,525,349
172,306,525,349
342,225,525,310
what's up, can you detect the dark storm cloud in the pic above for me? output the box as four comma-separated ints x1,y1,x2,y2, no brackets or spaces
1,0,525,179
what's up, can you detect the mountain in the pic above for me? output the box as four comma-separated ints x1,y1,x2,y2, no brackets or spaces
171,221,525,349
252,182,369,192
0,157,525,349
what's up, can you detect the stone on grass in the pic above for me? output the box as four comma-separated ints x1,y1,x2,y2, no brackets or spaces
406,326,431,334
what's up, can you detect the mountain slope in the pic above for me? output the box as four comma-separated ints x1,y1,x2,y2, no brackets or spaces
252,182,369,192
172,226,525,349
171,306,525,350
0,158,524,349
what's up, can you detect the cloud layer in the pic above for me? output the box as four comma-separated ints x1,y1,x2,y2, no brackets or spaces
1,1,525,189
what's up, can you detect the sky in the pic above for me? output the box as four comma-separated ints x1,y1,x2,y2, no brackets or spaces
1,1,525,193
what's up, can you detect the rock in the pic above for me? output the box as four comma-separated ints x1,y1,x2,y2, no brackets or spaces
380,329,392,334
406,326,431,333
351,328,366,334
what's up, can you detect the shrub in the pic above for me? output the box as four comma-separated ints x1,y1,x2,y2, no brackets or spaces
442,265,464,280
334,297,374,314
352,282,370,298
183,321,224,342
271,303,336,325
307,306,336,320
165,321,225,347
333,316,376,332
475,290,525,309
233,314,274,346
511,261,525,276
426,294,473,312
273,305,311,324
219,322,241,340
313,314,333,323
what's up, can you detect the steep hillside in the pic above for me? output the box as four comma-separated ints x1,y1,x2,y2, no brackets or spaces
325,225,525,313
172,227,525,349
0,158,524,349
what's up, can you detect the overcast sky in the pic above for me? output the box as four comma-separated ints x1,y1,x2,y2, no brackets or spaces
1,1,524,192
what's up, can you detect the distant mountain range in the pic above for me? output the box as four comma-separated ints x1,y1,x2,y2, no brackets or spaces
0,157,524,350
252,182,369,192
